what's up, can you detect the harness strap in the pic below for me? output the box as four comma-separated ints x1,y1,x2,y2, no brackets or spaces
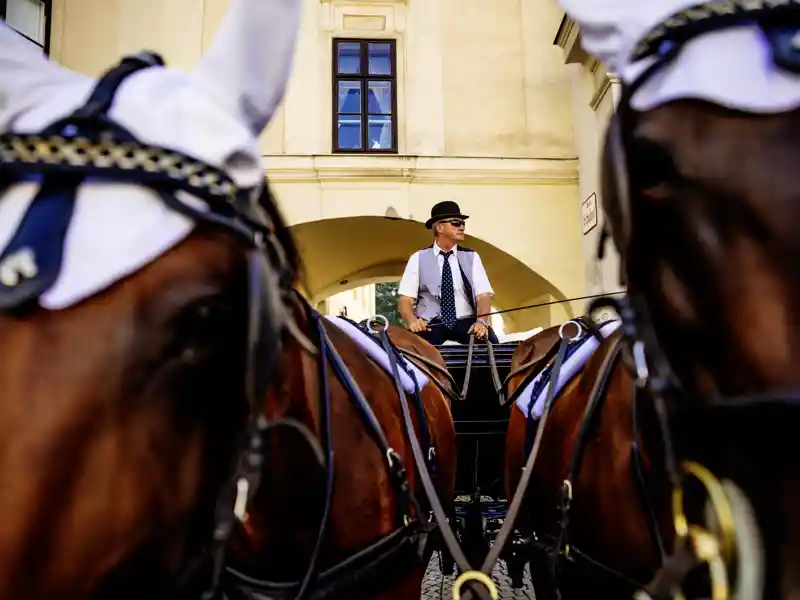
378,329,494,600
552,334,622,559
485,340,505,405
72,52,165,120
224,523,427,600
316,317,419,525
630,381,669,563
459,336,505,404
459,332,572,600
461,335,475,400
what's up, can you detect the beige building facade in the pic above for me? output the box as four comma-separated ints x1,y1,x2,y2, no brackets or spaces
7,0,623,332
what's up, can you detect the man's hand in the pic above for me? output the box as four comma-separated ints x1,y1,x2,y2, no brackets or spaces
407,317,430,333
468,320,489,340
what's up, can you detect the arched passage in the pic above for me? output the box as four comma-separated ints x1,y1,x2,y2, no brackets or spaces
290,216,574,333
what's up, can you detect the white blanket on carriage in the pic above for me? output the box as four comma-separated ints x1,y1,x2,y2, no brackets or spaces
324,316,429,395
557,0,800,114
513,320,621,420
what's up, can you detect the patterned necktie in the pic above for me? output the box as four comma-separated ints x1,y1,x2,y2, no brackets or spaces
440,250,456,329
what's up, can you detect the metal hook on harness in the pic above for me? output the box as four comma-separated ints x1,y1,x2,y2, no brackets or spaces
233,477,250,522
558,320,583,342
673,461,735,564
368,314,389,334
665,461,737,600
632,339,650,387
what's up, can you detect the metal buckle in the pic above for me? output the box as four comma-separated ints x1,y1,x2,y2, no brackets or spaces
368,314,389,334
452,571,499,600
233,477,250,522
670,461,737,600
558,320,583,342
632,339,650,387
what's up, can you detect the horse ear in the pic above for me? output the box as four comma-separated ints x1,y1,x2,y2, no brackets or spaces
192,0,302,135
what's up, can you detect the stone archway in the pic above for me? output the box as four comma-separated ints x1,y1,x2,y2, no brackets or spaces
290,216,574,333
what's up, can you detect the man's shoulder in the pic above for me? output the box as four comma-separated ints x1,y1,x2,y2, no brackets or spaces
408,247,426,258
457,245,476,253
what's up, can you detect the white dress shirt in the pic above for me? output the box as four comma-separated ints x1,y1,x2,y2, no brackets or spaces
398,243,494,319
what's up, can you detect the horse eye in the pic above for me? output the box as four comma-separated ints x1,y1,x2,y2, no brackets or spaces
169,296,237,361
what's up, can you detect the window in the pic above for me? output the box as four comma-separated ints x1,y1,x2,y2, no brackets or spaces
333,39,397,154
1,0,51,54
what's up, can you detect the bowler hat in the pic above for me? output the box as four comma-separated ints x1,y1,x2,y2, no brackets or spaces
425,201,469,229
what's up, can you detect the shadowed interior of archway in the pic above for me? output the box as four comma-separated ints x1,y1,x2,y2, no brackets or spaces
289,216,569,332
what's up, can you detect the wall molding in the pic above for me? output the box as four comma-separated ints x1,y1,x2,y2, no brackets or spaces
553,14,590,66
320,0,407,32
590,73,621,110
262,155,579,185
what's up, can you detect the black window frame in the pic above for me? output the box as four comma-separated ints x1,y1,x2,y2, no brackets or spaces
332,38,398,155
1,0,52,55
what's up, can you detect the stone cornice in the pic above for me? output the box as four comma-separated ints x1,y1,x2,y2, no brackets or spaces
553,13,593,67
262,155,579,185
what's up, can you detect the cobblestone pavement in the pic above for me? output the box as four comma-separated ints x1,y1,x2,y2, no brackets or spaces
421,552,536,599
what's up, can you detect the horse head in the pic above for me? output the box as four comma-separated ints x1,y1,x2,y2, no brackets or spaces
0,51,301,600
586,3,800,598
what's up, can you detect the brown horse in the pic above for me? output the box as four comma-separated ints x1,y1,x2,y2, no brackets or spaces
220,308,457,599
0,63,299,600
588,7,800,600
0,210,297,600
515,4,800,600
504,323,673,599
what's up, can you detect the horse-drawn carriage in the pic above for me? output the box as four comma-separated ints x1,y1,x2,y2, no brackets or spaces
354,323,539,597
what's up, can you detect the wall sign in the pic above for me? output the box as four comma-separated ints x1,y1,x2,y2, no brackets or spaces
581,192,598,235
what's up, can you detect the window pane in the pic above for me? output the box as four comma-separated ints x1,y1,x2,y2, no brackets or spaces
6,0,46,45
367,81,392,114
338,80,362,113
368,43,392,75
337,115,362,150
337,42,361,74
368,116,393,150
